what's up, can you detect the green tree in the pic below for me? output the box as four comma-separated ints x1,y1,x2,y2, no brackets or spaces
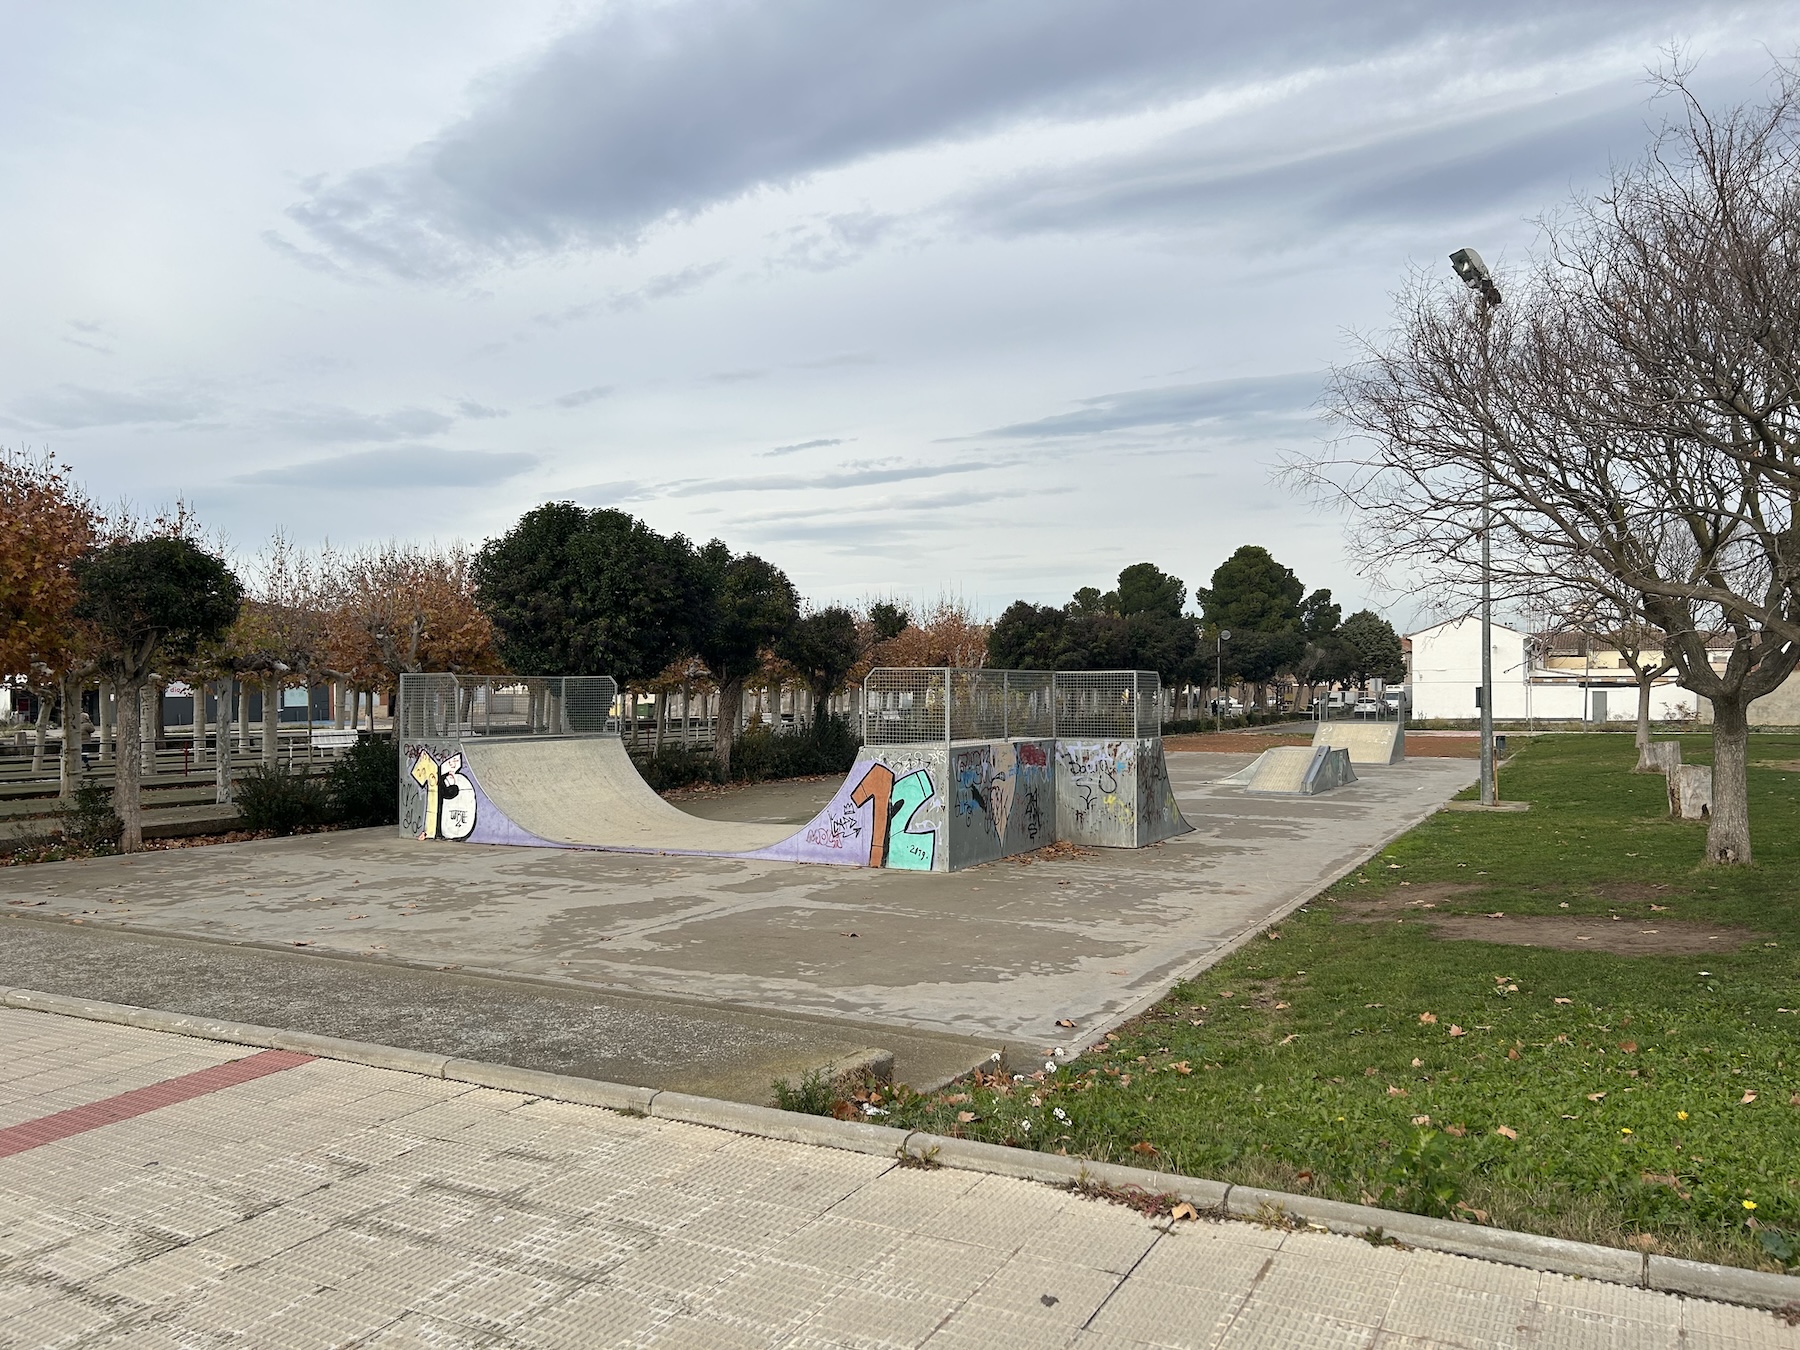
73,537,242,851
1195,546,1303,634
473,503,700,683
1337,610,1406,687
777,606,862,739
987,601,1067,669
693,544,798,773
1115,562,1186,618
867,601,910,643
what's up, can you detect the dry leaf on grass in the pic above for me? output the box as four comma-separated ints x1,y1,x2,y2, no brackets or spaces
1741,1091,1758,1104
1448,1026,1467,1037
1495,1125,1518,1140
1171,1202,1198,1221
1279,1034,1298,1045
1130,1141,1159,1156
956,1111,977,1123
1554,997,1573,1005
1419,1012,1438,1025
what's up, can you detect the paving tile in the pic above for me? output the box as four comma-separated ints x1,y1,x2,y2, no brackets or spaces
511,1282,670,1348
1018,1202,1162,1275
703,1256,850,1336
802,1285,962,1350
1380,1279,1541,1348
2,1292,118,1350
926,1306,1084,1349
417,1262,581,1335
1214,1300,1380,1350
863,1233,1009,1303
356,1310,506,1348
640,1312,784,1348
1531,1305,1683,1349
1128,1230,1273,1293
1084,1277,1244,1349
914,1175,1071,1253
1248,1243,1405,1330
963,1253,1121,1326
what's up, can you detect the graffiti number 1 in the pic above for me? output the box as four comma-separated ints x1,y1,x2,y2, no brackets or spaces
411,750,440,839
849,764,896,867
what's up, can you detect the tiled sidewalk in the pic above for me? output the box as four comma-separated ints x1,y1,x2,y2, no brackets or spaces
0,1009,1787,1348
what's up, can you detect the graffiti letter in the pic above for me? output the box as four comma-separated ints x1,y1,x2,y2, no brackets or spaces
438,752,477,840
849,764,896,867
886,770,937,871
410,750,440,840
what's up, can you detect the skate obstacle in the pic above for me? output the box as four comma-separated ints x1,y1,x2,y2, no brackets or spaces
396,669,1190,873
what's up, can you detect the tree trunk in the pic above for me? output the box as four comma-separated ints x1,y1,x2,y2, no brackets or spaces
1634,676,1655,765
114,678,145,852
140,684,158,780
1705,695,1752,866
58,672,82,799
192,679,207,769
216,681,235,804
31,692,50,774
712,676,744,775
263,673,281,769
98,682,114,765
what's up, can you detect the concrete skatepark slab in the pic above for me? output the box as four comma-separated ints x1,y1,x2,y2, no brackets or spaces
1,752,1477,1073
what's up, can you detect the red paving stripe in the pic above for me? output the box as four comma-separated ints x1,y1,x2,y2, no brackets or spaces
0,1049,315,1159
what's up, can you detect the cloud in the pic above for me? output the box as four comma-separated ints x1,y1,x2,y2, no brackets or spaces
705,369,768,384
268,405,457,442
975,371,1321,440
285,0,1720,279
553,385,614,408
763,437,849,457
664,458,1000,497
455,400,509,419
535,260,730,327
7,384,212,430
234,447,537,488
767,210,899,273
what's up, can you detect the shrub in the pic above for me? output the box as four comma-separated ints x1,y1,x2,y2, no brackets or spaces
56,777,122,852
772,1068,837,1115
326,733,399,827
632,742,724,792
730,715,860,783
235,762,329,836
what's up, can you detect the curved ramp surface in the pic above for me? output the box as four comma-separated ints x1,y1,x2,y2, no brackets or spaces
1314,720,1405,765
460,738,793,854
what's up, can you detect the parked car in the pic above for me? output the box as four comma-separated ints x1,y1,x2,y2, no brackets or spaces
1353,697,1382,718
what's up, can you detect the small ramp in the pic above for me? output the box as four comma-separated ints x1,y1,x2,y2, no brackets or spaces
1224,745,1357,796
1313,720,1405,765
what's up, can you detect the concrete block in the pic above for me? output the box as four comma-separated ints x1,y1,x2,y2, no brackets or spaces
1668,764,1712,820
441,1058,656,1112
1645,1253,1800,1309
902,1133,1093,1187
1224,1186,1646,1286
1314,720,1405,765
648,1092,911,1157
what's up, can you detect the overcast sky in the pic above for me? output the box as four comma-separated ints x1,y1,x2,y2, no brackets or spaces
5,3,1798,627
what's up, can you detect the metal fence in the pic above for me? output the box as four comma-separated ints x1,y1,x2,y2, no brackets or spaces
861,668,1158,745
395,674,620,740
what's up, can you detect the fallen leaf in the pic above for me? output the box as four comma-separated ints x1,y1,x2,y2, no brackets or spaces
1411,1058,1423,1068
1279,1034,1298,1045
1130,1141,1158,1156
1495,1125,1518,1140
1554,997,1573,1005
956,1111,977,1123
1588,1092,1607,1102
1274,1001,1291,1010
1171,1202,1198,1221
1741,1091,1758,1105
1419,1012,1438,1025
1173,1062,1192,1075
1055,1019,1076,1028
1364,1067,1378,1077
839,931,859,938
1507,1048,1520,1061
1455,1201,1490,1222
1486,912,1505,918
1619,1041,1638,1053
1448,1026,1467,1037
1445,1124,1467,1137
1411,1114,1431,1125
1387,1085,1408,1097
1295,1170,1314,1184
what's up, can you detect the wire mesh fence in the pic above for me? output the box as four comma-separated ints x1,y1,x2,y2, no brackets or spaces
396,674,620,740
862,668,1159,745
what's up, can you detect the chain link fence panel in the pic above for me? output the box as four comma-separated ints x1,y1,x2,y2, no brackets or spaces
396,674,620,740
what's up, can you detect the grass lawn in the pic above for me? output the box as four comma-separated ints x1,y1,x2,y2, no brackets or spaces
872,733,1800,1272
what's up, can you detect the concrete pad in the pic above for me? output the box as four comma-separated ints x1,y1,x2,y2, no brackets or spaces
0,755,1476,1062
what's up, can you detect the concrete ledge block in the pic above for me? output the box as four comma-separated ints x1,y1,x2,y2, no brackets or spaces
1647,1254,1800,1310
1078,1158,1232,1211
650,1092,911,1157
266,1029,449,1078
1227,1186,1644,1285
442,1058,656,1113
902,1133,1092,1186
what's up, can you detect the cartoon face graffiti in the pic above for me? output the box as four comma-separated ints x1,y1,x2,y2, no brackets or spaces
410,749,477,841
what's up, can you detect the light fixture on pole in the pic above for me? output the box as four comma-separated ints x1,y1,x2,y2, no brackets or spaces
1449,247,1502,806
1216,630,1230,733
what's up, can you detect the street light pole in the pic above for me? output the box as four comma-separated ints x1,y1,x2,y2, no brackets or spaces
1451,247,1502,807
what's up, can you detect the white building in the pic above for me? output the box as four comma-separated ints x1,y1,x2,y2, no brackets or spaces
1406,616,1694,724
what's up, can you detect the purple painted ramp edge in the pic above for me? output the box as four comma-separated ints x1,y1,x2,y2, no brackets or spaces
454,754,884,867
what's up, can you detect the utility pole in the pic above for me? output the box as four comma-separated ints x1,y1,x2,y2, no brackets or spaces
1451,247,1503,807
1215,629,1230,733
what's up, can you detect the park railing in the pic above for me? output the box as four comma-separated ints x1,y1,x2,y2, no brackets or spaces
860,668,1161,746
395,674,620,741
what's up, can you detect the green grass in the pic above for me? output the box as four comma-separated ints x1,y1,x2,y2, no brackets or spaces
876,734,1800,1271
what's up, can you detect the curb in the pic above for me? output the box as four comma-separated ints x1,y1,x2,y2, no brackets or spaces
4,986,1797,1313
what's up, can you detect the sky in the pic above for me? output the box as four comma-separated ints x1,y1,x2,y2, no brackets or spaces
5,2,1799,629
